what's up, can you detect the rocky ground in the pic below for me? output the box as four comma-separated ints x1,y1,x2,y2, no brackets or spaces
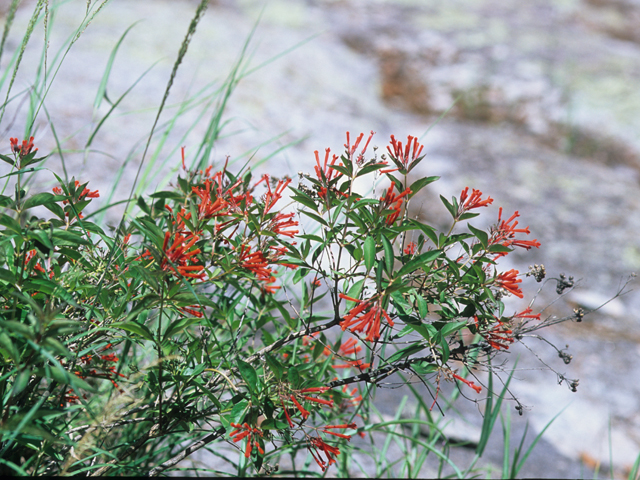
1,0,640,477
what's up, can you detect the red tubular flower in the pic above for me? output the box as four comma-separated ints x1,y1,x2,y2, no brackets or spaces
303,396,334,407
489,208,541,257
257,174,291,214
161,231,205,279
495,269,524,298
300,387,331,394
321,423,358,440
338,337,361,356
281,400,294,427
290,395,310,419
339,385,362,408
403,242,417,255
179,305,204,318
333,359,370,370
380,184,412,225
229,423,264,458
238,246,284,294
100,353,119,362
452,373,482,393
308,436,342,471
476,316,515,350
458,187,493,213
138,231,205,280
80,187,100,199
10,136,37,156
192,179,230,220
270,212,299,238
513,307,541,321
345,130,375,164
314,148,342,183
339,293,395,342
385,134,424,173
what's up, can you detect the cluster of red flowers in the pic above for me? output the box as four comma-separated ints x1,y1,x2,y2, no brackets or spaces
238,245,280,293
490,207,541,255
344,130,375,165
338,293,395,342
255,174,292,215
143,230,205,280
403,241,417,255
458,187,493,214
52,180,100,202
229,422,264,458
380,184,412,225
70,343,127,399
495,268,523,298
190,166,251,224
382,134,424,173
24,249,54,278
307,423,357,471
474,315,514,350
10,136,37,157
269,212,299,238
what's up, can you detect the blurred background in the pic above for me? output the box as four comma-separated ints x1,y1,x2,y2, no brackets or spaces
1,0,639,477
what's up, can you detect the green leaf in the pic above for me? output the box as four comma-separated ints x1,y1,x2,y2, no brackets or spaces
381,234,394,276
387,344,424,364
439,320,468,337
111,321,155,342
440,194,457,219
20,152,49,168
344,279,365,305
363,236,376,272
265,354,284,381
300,209,328,227
22,192,55,211
11,369,31,397
275,302,297,329
356,162,389,177
237,359,259,394
408,176,439,198
0,268,17,284
408,220,439,247
287,366,300,388
0,194,13,207
0,320,35,340
0,214,22,234
162,317,202,343
468,223,488,248
0,332,20,363
51,229,91,247
415,294,428,318
396,249,441,277
0,154,15,166
289,190,319,211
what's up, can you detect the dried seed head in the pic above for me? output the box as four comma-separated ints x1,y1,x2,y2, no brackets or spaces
526,264,546,282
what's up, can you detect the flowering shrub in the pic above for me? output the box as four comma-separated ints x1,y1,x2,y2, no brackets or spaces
0,128,588,476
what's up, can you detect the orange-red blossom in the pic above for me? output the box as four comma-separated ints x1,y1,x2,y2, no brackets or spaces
229,423,264,458
490,208,541,257
138,231,205,280
339,293,394,342
380,184,412,225
458,187,493,213
10,136,37,156
495,269,523,298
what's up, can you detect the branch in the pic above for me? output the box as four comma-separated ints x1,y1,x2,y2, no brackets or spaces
147,427,226,477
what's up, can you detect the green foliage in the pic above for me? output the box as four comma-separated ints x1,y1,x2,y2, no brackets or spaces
0,1,587,477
